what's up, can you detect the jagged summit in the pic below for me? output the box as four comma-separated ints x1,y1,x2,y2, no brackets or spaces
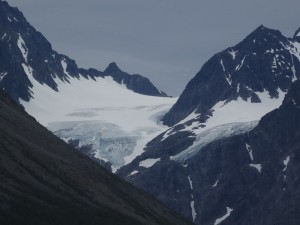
102,62,167,97
255,24,267,31
104,62,122,74
162,25,299,126
252,24,277,33
0,1,167,100
241,25,286,48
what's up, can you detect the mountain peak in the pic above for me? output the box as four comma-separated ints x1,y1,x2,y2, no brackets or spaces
251,24,275,35
162,25,296,126
0,0,168,101
104,62,122,74
257,24,266,30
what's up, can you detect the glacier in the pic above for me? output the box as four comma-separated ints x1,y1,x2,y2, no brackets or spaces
171,121,258,162
21,70,176,172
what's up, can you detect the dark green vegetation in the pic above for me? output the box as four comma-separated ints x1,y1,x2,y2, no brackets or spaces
0,90,191,225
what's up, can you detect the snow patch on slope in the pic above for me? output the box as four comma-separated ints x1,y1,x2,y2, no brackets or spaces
235,56,246,71
220,59,226,72
229,49,238,60
212,180,219,188
246,143,262,173
283,156,290,181
60,58,71,77
190,198,197,222
214,207,233,225
283,156,290,172
249,164,262,173
1,33,7,40
220,59,232,85
0,72,7,81
188,175,194,190
129,170,139,176
246,143,254,161
139,158,160,168
17,34,28,62
187,175,197,222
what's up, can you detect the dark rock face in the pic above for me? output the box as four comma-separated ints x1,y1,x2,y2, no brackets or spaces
163,25,300,126
294,27,300,42
0,1,166,102
104,62,167,97
0,89,192,225
119,80,300,225
0,1,77,101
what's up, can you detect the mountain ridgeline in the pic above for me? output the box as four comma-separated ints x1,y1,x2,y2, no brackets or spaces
1,0,300,225
0,0,166,102
163,25,300,126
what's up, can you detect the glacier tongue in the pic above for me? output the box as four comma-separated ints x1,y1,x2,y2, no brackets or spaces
171,121,258,162
48,121,137,171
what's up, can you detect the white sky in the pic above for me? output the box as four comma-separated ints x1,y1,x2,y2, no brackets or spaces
6,0,300,96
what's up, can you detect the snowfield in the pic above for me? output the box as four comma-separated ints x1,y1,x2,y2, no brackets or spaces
162,89,286,157
176,89,285,136
171,121,258,162
20,70,176,172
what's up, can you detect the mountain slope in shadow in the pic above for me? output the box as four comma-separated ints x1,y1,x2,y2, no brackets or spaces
0,90,191,225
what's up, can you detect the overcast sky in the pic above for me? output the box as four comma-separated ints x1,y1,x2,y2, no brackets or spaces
6,0,300,96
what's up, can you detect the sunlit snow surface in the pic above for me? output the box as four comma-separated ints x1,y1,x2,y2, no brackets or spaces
20,72,176,171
